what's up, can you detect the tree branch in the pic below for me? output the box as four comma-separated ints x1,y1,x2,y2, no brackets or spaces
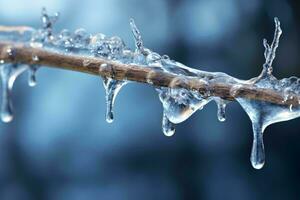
0,26,298,107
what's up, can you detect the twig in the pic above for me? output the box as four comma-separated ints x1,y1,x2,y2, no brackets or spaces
0,26,298,107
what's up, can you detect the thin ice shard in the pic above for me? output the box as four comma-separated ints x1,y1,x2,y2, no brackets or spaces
129,18,145,54
0,63,28,122
102,76,126,123
261,17,282,78
41,7,59,37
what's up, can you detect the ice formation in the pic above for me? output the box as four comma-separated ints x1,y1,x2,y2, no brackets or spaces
0,9,299,169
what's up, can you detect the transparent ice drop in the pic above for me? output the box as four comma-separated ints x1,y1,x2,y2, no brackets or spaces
214,98,228,122
162,111,175,137
0,63,28,122
102,77,127,123
236,98,300,169
158,87,211,124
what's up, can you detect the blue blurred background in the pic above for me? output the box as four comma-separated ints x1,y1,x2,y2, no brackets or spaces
0,0,300,199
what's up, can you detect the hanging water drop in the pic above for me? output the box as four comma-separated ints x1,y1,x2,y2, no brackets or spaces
102,77,127,123
73,28,91,49
162,111,175,137
0,63,28,122
250,122,265,169
157,87,211,124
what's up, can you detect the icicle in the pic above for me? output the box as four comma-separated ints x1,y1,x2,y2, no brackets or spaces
234,18,300,169
214,98,228,122
0,63,28,122
251,120,265,169
162,111,175,137
157,87,211,124
102,76,127,123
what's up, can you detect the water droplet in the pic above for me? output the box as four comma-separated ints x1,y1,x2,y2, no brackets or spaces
157,87,211,124
250,122,265,169
162,111,175,137
0,64,28,122
102,77,127,123
73,28,91,49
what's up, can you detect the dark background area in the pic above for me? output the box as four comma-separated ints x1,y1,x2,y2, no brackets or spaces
0,0,300,199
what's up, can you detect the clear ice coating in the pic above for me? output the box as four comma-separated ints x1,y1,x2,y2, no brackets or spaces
1,9,300,169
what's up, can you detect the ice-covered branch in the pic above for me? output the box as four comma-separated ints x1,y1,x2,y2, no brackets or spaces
0,9,300,169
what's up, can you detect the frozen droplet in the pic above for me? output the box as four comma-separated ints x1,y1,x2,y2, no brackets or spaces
73,28,91,49
108,36,125,58
157,87,211,124
28,65,39,87
215,98,228,122
236,97,300,169
102,77,127,123
250,122,265,169
162,111,175,137
0,63,28,122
